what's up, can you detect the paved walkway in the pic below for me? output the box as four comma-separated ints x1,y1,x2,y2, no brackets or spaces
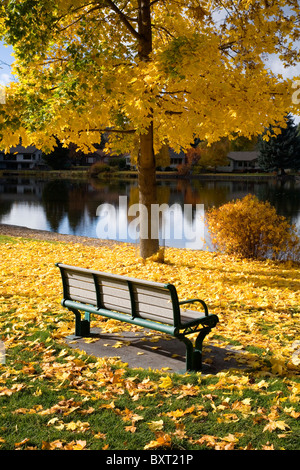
66,327,248,374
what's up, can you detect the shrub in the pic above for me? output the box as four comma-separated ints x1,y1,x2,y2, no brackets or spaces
206,194,300,261
89,161,111,177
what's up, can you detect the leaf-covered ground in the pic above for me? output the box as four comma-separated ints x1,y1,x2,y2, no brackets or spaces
0,235,299,450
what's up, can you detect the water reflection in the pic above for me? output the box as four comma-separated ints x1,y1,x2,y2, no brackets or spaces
0,176,300,249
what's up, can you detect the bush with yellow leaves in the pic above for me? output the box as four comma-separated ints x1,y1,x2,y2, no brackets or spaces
206,194,300,261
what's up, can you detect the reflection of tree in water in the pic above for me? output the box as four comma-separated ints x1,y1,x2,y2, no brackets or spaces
86,178,134,221
0,200,14,219
41,180,69,232
67,181,92,232
174,179,231,209
255,179,300,224
8,176,300,239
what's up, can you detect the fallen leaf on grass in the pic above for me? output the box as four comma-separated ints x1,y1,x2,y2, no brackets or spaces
159,376,173,389
147,419,164,432
15,438,30,448
0,384,25,396
144,433,172,450
94,432,107,440
263,420,290,432
125,425,137,433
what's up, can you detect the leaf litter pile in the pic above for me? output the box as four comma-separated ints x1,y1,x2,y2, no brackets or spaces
0,235,299,450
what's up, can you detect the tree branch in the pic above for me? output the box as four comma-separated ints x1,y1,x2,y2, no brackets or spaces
78,127,136,135
105,0,141,40
149,0,162,6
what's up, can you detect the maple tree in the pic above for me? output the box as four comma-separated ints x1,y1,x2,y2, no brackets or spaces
0,0,299,257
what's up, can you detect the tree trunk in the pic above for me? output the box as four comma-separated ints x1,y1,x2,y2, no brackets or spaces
137,0,159,258
138,123,159,258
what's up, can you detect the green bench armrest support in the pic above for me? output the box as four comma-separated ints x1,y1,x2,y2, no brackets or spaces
179,298,209,316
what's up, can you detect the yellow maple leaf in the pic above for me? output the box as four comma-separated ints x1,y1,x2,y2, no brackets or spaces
144,433,171,450
263,420,290,433
158,376,173,389
147,419,164,432
125,425,137,433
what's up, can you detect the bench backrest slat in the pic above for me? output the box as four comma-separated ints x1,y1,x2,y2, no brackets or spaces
65,272,97,305
132,284,174,324
57,264,179,326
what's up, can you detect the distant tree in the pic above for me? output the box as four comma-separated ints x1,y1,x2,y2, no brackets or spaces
186,138,230,172
42,137,70,170
229,135,258,152
258,115,300,175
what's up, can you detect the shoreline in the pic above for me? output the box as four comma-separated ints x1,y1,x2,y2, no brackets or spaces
0,223,124,248
0,169,282,181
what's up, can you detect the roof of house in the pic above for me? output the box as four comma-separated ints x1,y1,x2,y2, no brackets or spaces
169,148,185,158
9,145,40,154
227,151,259,161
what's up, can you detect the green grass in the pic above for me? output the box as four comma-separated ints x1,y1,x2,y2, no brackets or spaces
0,324,299,450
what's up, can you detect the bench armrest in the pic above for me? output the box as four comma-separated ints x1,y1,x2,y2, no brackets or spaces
179,299,209,316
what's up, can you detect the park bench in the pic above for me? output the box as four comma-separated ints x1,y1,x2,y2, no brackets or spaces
56,263,219,371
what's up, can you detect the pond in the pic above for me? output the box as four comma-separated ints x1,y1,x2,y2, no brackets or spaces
0,175,300,250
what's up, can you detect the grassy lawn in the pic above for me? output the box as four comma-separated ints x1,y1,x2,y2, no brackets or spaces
0,235,299,451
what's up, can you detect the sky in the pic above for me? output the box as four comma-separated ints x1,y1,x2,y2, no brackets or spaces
1,41,300,123
0,42,14,86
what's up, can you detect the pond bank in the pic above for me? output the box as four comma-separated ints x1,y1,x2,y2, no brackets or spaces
0,223,122,248
0,168,282,182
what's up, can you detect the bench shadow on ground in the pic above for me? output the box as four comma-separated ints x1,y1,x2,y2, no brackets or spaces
65,328,249,375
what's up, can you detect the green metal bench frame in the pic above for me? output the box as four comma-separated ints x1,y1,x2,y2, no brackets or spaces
56,263,219,371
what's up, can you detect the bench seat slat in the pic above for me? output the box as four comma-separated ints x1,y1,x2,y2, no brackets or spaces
135,311,174,325
180,309,207,324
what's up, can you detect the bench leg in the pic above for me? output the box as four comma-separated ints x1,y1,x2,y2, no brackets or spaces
179,326,212,371
67,308,91,339
193,326,211,371
179,336,195,371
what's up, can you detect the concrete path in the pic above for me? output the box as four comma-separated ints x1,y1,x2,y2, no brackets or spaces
65,328,248,375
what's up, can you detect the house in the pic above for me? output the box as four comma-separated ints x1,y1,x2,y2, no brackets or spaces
79,148,132,168
168,148,186,168
0,145,44,170
217,151,260,173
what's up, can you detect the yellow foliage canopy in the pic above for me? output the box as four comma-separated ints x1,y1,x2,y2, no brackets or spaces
0,0,299,155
